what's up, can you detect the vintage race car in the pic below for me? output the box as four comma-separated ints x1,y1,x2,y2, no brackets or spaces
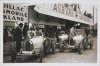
67,29,93,54
58,32,69,52
43,37,56,55
10,36,45,63
59,34,68,41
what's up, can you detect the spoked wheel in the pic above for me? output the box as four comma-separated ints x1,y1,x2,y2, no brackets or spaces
85,43,90,49
43,39,50,56
38,46,43,63
89,40,93,50
59,41,65,52
78,42,84,54
10,42,16,63
85,40,93,50
51,40,56,54
83,38,88,50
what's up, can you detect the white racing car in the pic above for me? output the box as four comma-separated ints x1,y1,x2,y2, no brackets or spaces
67,29,93,54
10,35,45,63
58,31,69,52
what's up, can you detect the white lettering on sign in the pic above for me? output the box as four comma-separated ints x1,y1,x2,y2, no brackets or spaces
53,4,91,23
3,3,28,22
53,4,74,17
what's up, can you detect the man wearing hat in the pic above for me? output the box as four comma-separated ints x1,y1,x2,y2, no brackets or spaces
14,23,23,53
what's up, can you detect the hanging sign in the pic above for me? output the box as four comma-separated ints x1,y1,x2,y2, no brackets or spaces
3,3,28,22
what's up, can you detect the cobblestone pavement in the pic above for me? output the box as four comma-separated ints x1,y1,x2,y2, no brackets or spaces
3,37,97,63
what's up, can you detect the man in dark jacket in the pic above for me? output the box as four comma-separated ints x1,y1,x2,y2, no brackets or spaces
14,23,23,52
84,27,89,37
23,23,29,39
4,27,8,43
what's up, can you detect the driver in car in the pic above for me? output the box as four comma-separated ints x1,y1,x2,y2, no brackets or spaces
70,25,76,36
35,28,43,36
27,26,36,39
69,25,77,45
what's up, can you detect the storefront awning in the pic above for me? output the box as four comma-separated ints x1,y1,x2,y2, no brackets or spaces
34,5,93,25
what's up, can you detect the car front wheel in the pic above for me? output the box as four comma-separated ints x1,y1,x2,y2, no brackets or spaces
78,42,84,54
38,46,43,63
51,40,56,54
59,41,65,52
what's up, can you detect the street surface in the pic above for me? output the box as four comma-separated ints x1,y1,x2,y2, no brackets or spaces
3,37,97,63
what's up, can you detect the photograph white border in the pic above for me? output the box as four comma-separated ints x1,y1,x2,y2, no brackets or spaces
0,0,100,66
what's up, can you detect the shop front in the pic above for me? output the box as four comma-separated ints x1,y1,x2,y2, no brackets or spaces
28,4,93,37
33,4,93,28
3,3,28,43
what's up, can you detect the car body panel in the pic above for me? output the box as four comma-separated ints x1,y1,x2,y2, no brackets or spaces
68,29,86,49
29,36,44,49
59,34,68,41
73,35,84,45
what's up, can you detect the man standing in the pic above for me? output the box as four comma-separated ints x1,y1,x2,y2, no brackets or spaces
69,25,76,45
84,27,89,37
70,25,76,36
23,23,29,39
14,23,23,52
4,27,8,44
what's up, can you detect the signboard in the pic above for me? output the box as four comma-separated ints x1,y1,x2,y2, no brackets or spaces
35,4,93,25
52,4,92,23
3,3,28,22
53,4,74,18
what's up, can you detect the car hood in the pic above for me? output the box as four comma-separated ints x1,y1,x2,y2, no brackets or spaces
29,36,44,48
73,35,84,44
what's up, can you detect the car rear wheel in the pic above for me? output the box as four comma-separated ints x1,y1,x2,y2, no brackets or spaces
78,42,84,54
38,46,43,63
89,40,93,50
83,38,88,50
59,41,65,52
43,39,50,56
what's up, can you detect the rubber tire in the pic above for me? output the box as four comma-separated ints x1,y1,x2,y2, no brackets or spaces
90,40,93,50
51,40,56,54
83,38,88,50
38,46,43,63
78,42,84,54
59,41,64,52
10,42,16,63
43,39,50,56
